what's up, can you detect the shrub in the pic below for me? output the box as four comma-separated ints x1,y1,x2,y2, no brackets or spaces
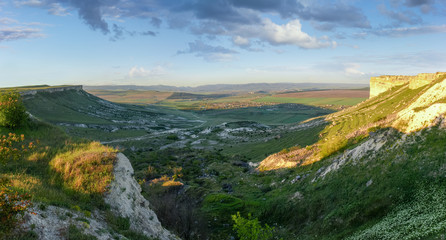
166,134,179,140
0,133,35,165
232,212,275,240
0,91,28,129
0,178,33,236
67,224,97,240
279,148,289,155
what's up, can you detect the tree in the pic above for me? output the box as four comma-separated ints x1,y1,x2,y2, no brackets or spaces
0,90,28,129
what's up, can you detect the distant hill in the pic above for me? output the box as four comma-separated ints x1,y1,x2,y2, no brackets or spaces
85,82,369,93
166,92,232,100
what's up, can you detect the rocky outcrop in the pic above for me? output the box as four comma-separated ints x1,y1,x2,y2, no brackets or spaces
370,72,446,98
393,78,446,133
23,205,125,240
20,85,83,96
105,153,178,240
22,153,178,240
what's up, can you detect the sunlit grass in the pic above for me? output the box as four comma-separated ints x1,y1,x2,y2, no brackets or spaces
50,141,117,194
254,96,367,107
0,121,117,211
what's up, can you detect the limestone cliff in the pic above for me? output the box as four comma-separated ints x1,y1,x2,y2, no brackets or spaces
23,153,178,240
259,71,446,171
20,85,83,97
105,153,178,240
370,72,446,98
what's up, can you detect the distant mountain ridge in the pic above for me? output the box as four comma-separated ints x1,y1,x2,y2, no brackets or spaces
85,82,368,93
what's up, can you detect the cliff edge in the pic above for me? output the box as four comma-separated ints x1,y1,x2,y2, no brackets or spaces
105,153,178,240
370,72,446,98
23,153,178,240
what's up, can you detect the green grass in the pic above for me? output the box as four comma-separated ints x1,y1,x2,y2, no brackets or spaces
0,121,115,211
67,224,97,240
254,96,367,107
50,141,116,194
222,123,326,162
348,186,446,240
316,83,428,160
23,90,112,124
0,85,76,92
197,104,333,126
257,127,446,239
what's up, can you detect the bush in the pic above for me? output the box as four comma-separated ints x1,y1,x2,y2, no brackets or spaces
0,178,33,236
0,133,35,165
166,134,179,140
0,91,28,129
232,212,276,240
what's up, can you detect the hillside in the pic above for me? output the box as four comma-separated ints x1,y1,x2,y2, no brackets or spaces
0,88,177,239
4,73,446,239
260,72,446,170
254,72,446,238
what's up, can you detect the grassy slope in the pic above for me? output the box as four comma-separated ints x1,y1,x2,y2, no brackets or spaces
254,96,366,107
0,121,114,211
23,90,112,124
254,76,446,239
86,89,173,104
2,90,157,239
259,82,432,170
258,127,446,240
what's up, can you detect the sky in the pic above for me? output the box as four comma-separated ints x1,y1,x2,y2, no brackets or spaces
0,0,445,87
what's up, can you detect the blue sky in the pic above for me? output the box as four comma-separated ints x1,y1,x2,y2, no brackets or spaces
0,0,445,87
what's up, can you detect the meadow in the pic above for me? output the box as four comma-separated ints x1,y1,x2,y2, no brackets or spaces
86,88,368,110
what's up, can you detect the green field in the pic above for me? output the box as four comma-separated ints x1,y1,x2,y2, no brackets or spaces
196,104,332,126
88,89,367,110
254,96,367,107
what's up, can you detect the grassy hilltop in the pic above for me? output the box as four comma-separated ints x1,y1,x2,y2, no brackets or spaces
3,74,446,239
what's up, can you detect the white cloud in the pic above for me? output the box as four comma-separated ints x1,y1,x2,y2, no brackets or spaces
0,18,18,25
14,0,44,7
48,3,71,16
0,26,44,42
205,53,236,62
128,66,166,78
344,63,365,76
375,25,446,37
177,40,238,62
234,18,336,49
232,35,250,46
0,17,45,42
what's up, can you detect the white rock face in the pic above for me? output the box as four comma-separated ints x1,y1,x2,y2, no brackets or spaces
395,79,446,133
316,130,389,180
22,153,178,240
24,205,123,240
105,153,178,240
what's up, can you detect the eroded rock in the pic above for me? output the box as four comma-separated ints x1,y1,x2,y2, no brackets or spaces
105,153,178,240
